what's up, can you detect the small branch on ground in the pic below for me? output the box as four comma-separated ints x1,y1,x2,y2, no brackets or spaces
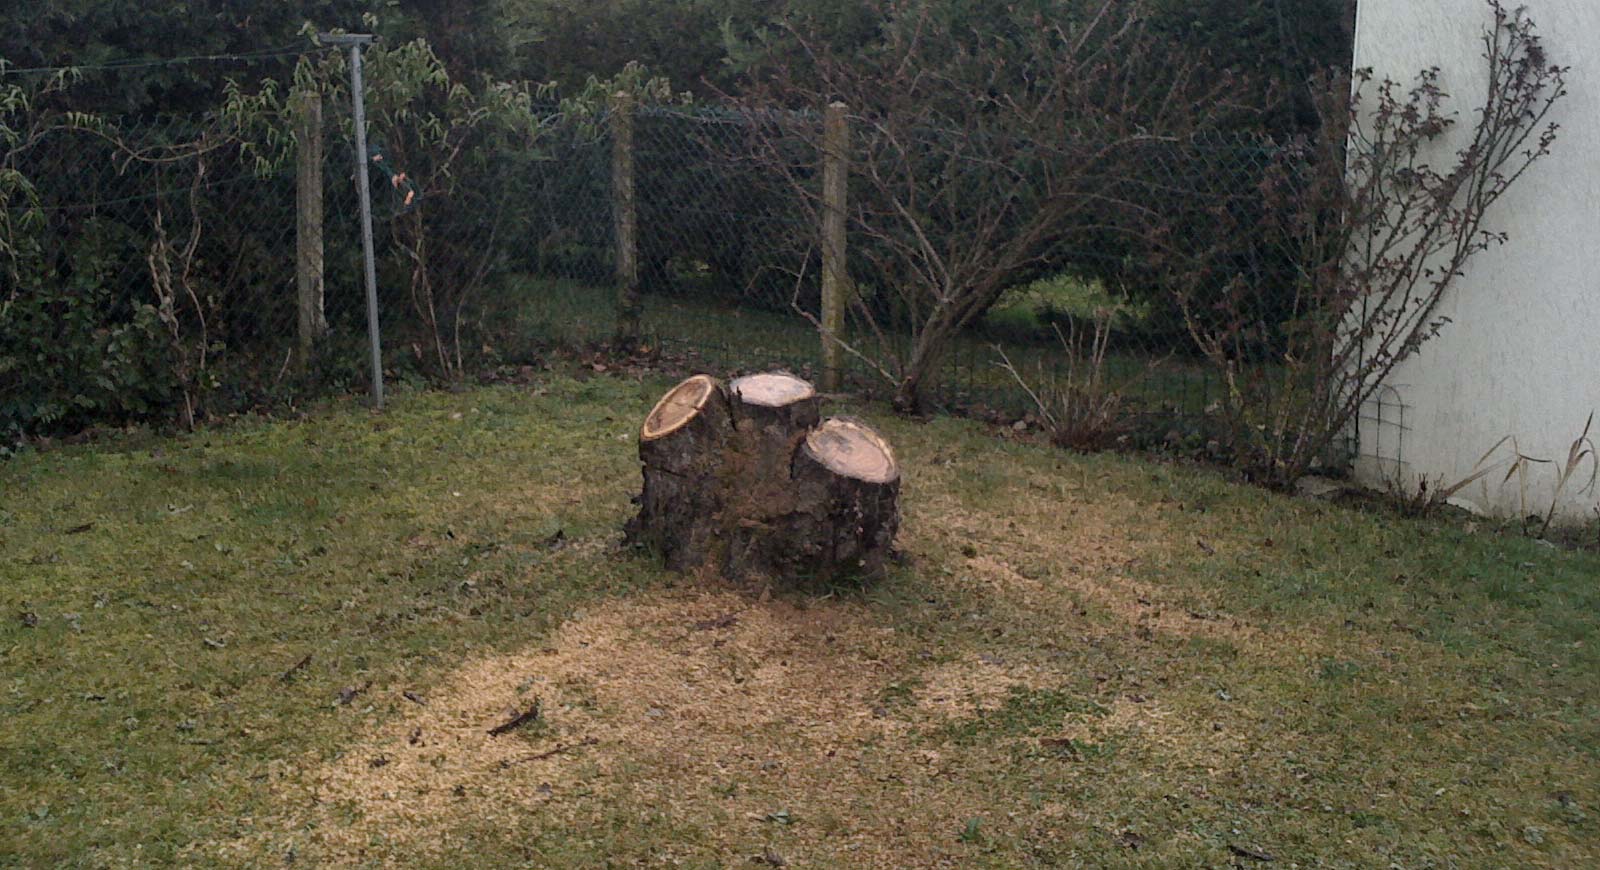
504,735,599,766
692,613,739,631
487,698,542,736
280,653,312,683
1228,842,1275,862
336,680,373,706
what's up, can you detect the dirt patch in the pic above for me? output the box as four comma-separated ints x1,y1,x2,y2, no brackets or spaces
237,585,1077,866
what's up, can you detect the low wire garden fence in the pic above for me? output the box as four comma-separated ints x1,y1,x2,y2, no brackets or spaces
2,50,1291,445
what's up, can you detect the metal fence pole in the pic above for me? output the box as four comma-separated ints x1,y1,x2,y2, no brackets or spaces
322,32,383,408
612,91,641,345
820,101,850,392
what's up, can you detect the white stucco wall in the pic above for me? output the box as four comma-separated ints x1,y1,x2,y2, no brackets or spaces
1352,0,1600,522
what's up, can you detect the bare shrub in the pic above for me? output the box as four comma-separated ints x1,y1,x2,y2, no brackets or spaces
995,315,1150,452
1164,1,1567,487
731,0,1251,414
146,157,218,430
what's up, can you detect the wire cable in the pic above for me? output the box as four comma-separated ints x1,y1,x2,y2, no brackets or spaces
0,45,331,78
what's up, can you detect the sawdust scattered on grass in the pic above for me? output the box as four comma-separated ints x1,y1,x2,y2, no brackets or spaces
915,655,1058,717
235,586,1062,866
914,486,1354,660
207,465,1373,865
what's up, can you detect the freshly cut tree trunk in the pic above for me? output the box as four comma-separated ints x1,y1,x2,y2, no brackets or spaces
728,371,822,485
627,372,901,582
626,374,732,570
728,416,900,581
729,372,822,435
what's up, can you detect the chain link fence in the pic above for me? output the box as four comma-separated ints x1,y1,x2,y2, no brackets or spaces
3,114,296,433
3,53,1291,447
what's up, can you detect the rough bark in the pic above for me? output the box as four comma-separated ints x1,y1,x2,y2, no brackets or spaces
725,416,900,582
625,374,732,570
627,372,900,583
728,371,822,477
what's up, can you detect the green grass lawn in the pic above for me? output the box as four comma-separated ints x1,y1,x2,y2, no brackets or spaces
2,373,1597,867
493,275,1219,418
982,273,1156,339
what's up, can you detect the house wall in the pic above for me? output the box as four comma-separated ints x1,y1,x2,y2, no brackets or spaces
1351,0,1600,522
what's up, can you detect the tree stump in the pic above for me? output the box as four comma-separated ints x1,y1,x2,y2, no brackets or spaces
626,372,901,582
728,372,822,485
625,374,731,571
730,372,822,434
727,416,901,581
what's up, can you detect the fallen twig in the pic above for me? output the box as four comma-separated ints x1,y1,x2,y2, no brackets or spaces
506,735,598,765
488,698,542,736
336,680,373,706
1227,842,1274,862
280,654,313,682
692,613,739,631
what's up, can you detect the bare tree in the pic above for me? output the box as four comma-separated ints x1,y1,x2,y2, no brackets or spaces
730,0,1253,413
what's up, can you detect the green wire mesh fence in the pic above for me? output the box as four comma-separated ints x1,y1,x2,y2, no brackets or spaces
3,58,1292,444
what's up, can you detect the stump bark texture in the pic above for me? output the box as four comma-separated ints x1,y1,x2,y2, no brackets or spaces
627,374,730,570
626,372,900,582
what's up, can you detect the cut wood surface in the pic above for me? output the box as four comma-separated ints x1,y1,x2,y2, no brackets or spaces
802,417,899,485
730,372,815,409
626,372,900,582
780,416,901,579
642,374,718,442
729,372,822,442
